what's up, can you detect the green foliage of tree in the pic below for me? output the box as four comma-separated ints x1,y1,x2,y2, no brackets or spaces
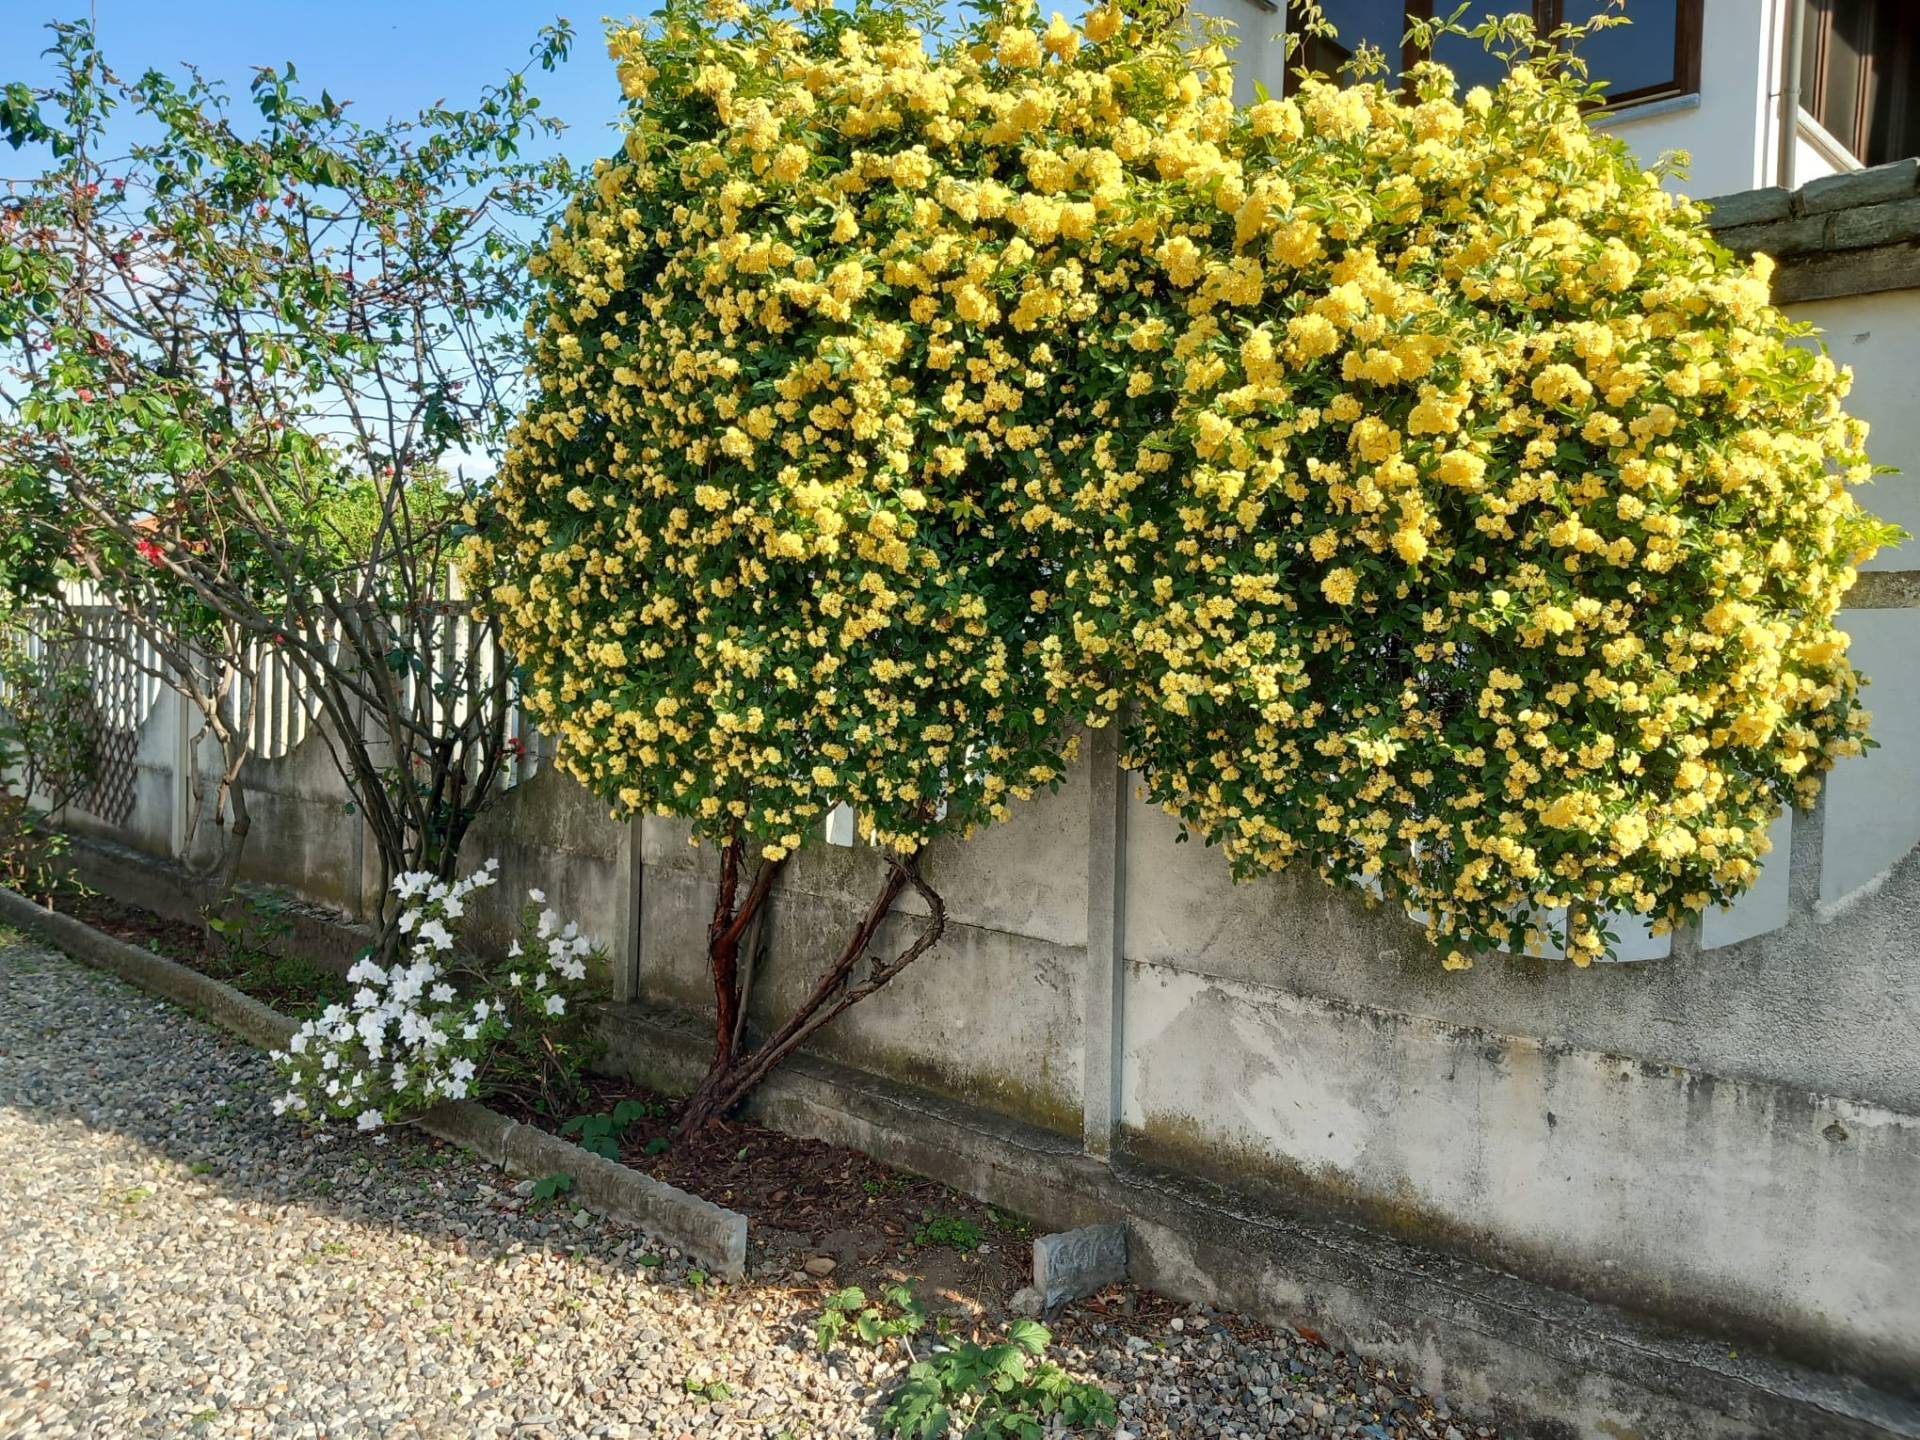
0,19,583,929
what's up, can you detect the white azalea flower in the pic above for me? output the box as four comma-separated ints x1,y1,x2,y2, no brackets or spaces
356,1109,385,1132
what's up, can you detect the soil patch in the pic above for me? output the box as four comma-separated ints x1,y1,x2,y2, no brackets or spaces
510,1071,1033,1318
49,885,349,1016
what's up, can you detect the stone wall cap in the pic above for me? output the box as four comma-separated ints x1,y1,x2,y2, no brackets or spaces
1800,159,1920,215
1702,186,1791,229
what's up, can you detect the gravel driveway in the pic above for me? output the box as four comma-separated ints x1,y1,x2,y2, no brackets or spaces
0,932,1492,1440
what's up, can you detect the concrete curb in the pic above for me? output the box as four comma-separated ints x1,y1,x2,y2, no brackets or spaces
0,886,747,1279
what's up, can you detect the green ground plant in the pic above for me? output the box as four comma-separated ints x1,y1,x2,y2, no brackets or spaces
815,1285,1114,1438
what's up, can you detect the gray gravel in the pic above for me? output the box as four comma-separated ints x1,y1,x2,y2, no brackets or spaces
0,931,1494,1439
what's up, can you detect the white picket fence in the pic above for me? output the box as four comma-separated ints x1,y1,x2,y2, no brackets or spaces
8,577,549,847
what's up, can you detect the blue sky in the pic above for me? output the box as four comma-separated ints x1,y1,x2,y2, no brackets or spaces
2,2,634,167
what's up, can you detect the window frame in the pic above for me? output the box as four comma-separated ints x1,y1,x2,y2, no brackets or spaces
1799,0,1920,168
1285,1,1703,110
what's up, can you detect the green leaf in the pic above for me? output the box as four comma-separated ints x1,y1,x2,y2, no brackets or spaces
611,1098,651,1129
1004,1318,1050,1356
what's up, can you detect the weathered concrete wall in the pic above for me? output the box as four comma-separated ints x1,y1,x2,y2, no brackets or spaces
1121,790,1920,1385
188,725,365,918
635,750,1092,1134
183,730,634,993
462,762,633,994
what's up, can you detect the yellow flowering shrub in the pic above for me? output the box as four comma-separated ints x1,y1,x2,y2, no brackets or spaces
476,0,1897,969
468,0,1118,861
1038,21,1898,966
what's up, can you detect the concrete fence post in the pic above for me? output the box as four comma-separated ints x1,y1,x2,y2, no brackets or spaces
1082,721,1128,1159
168,673,192,861
616,818,644,1003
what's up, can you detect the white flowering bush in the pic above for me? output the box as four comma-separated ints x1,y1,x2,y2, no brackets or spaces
272,860,602,1130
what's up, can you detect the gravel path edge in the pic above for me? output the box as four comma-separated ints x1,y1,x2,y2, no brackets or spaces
0,884,749,1279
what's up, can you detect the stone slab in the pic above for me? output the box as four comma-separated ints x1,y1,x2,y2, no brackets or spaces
1703,186,1791,229
1801,159,1920,216
1033,1222,1128,1310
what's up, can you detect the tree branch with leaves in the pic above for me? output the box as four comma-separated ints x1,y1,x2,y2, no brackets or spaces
0,18,583,940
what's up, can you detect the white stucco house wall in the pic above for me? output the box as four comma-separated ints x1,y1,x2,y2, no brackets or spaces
1219,0,1913,198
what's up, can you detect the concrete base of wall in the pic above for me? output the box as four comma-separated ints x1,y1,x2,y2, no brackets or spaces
600,1004,1920,1440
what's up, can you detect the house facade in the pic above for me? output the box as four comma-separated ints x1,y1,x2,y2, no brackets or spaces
1228,1,1916,197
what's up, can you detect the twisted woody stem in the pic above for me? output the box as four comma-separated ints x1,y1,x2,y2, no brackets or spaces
678,849,945,1134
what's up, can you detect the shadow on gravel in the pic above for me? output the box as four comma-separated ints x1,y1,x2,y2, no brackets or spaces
0,935,822,1332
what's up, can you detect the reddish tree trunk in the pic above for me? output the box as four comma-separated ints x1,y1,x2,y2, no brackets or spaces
706,833,745,1071
695,833,785,1097
677,852,944,1135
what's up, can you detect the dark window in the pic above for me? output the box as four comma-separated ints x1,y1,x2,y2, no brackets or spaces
1287,0,1421,85
1801,0,1920,167
1286,1,1702,108
1431,2,1550,94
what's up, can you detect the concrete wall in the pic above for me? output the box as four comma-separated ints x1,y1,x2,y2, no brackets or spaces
1119,790,1920,1385
186,721,366,918
462,762,633,993
634,750,1093,1134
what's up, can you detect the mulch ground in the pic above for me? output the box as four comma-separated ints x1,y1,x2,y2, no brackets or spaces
523,1070,1036,1314
51,887,349,1015
53,887,206,961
